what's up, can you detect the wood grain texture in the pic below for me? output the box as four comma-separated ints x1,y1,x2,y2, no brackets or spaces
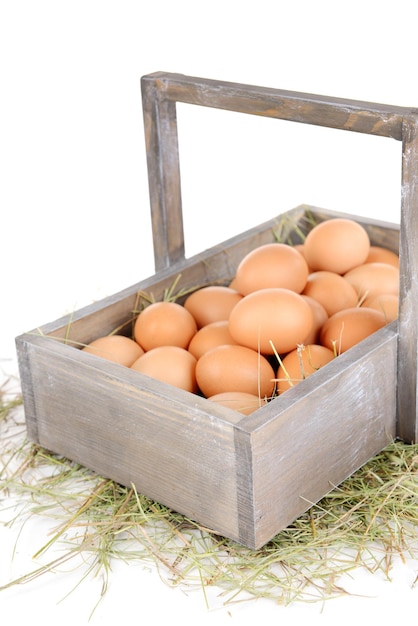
16,207,401,548
142,76,184,271
144,72,411,139
18,332,243,542
141,71,409,273
240,323,397,548
398,114,418,443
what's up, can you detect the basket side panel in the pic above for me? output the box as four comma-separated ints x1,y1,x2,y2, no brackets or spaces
25,207,400,347
248,324,397,549
19,336,241,542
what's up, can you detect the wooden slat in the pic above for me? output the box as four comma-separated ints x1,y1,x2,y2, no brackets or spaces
242,322,398,548
142,76,184,271
144,71,411,139
141,71,410,271
19,333,243,542
397,114,418,443
21,207,399,346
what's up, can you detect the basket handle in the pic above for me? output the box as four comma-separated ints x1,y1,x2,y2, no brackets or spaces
140,71,418,443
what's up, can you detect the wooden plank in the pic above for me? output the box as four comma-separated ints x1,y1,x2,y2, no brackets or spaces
141,71,406,271
19,207,399,347
397,114,418,443
142,75,184,271
19,333,243,542
143,72,410,140
19,206,310,345
15,338,39,443
240,322,398,548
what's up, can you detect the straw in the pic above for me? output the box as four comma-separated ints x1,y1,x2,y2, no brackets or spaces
1,384,417,615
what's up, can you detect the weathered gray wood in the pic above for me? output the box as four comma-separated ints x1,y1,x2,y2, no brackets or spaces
141,72,410,271
24,205,312,346
22,207,399,346
16,291,398,550
144,72,411,139
141,71,408,272
15,206,401,548
18,332,243,542
142,76,184,271
240,323,397,548
397,115,418,443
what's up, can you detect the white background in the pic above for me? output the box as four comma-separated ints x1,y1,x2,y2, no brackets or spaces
1,1,418,624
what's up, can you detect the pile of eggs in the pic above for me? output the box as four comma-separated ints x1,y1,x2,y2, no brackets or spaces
82,217,399,415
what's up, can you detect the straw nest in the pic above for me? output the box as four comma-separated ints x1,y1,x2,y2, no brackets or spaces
1,375,418,615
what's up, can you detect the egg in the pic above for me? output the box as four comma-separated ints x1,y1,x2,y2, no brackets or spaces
361,293,399,322
207,391,268,415
365,245,399,267
131,346,198,393
344,262,399,301
82,335,144,367
302,270,359,316
276,344,336,394
133,301,197,351
183,285,243,328
319,306,387,354
195,344,276,399
187,320,239,359
233,242,309,295
228,287,314,355
294,243,314,272
303,218,370,274
300,295,329,344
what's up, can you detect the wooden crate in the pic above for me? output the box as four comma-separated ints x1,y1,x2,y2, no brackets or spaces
15,73,418,549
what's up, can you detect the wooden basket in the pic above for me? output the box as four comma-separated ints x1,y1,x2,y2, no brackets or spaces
15,73,418,549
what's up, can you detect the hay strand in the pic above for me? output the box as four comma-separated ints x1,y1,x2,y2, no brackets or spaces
1,383,418,612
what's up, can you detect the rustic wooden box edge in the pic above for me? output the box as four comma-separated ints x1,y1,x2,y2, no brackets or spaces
15,205,401,548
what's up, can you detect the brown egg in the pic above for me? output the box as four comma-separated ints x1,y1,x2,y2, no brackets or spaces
319,306,387,354
82,335,144,367
233,242,309,295
195,344,276,399
300,295,329,344
344,262,399,301
133,301,197,351
365,245,399,268
276,344,336,394
361,293,399,322
303,218,370,274
207,391,268,415
187,320,239,359
294,243,313,272
228,287,314,355
293,243,305,254
131,346,198,393
183,285,243,328
302,270,359,316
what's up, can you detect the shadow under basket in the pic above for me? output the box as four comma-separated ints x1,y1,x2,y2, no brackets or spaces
15,73,418,550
